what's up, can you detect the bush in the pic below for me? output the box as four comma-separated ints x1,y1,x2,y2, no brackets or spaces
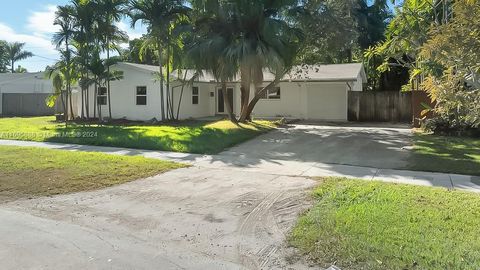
422,70,480,134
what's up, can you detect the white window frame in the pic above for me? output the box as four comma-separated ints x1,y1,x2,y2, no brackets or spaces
259,86,281,100
192,86,199,105
98,87,108,105
136,86,147,106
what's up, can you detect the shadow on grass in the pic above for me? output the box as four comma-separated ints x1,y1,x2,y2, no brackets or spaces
44,121,274,154
408,134,480,176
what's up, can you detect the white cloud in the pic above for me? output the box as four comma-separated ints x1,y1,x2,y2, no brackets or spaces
117,21,145,40
0,5,146,71
27,5,59,37
0,23,56,54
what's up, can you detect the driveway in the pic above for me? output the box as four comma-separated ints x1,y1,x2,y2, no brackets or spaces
221,122,413,169
2,122,477,270
1,167,316,270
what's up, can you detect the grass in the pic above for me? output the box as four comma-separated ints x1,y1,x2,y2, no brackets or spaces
0,145,185,202
0,116,277,154
409,133,480,176
290,177,480,270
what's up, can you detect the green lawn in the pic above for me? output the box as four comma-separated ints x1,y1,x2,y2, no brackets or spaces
409,133,480,176
0,116,277,154
290,178,480,270
0,145,185,202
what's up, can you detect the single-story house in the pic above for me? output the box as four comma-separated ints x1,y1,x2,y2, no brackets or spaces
77,62,366,121
0,72,58,116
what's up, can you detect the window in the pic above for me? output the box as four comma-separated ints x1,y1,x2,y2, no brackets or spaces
136,86,147,105
192,86,199,105
98,87,107,105
259,87,281,100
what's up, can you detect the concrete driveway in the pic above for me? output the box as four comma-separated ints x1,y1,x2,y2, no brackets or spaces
1,167,316,270
0,122,454,270
221,122,413,170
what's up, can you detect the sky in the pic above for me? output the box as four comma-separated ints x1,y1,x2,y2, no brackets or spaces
0,1,147,72
1,1,400,73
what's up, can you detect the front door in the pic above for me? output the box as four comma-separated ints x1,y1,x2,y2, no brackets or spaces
217,87,234,114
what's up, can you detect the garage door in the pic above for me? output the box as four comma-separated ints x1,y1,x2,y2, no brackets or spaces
1,93,56,116
306,84,347,120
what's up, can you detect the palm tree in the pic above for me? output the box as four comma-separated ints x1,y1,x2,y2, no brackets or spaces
96,0,129,120
82,55,124,122
189,0,303,122
129,0,190,121
46,50,77,127
5,42,33,73
71,0,97,119
53,5,76,120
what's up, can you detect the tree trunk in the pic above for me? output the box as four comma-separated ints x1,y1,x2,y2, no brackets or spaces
176,71,188,120
239,80,279,122
166,44,174,120
11,60,14,73
93,82,97,120
81,83,85,119
86,81,90,119
107,39,112,121
222,82,237,123
60,91,68,127
97,83,102,123
69,88,74,120
157,40,165,121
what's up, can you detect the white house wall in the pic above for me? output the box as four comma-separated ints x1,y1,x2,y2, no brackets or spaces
75,65,360,122
171,82,214,120
249,82,306,119
79,64,163,121
246,82,348,121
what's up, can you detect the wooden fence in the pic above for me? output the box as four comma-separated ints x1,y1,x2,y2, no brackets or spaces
348,91,413,123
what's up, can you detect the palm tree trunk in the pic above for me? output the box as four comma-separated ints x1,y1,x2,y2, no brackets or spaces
11,60,14,73
176,71,188,121
93,82,97,120
157,40,165,121
107,38,112,120
86,81,90,119
61,91,68,127
239,79,279,122
222,82,237,123
81,86,85,119
166,43,173,120
69,89,74,120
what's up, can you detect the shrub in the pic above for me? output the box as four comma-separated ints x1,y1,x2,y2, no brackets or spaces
422,70,480,134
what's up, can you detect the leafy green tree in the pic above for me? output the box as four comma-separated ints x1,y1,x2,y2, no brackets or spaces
5,42,33,73
46,51,78,126
420,0,480,131
129,0,190,121
121,37,159,65
53,5,76,119
189,0,304,122
0,40,9,73
70,0,98,119
14,65,27,73
81,54,124,121
96,0,129,120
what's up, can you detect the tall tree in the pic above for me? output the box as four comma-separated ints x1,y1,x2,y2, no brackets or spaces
71,0,98,119
96,0,128,120
129,0,190,121
5,42,33,73
53,5,76,119
189,0,304,122
0,41,9,73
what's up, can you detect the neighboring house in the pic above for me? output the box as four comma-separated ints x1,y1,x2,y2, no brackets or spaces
78,62,366,121
0,72,58,116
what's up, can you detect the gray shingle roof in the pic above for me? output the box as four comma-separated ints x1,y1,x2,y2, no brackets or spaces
117,62,366,83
